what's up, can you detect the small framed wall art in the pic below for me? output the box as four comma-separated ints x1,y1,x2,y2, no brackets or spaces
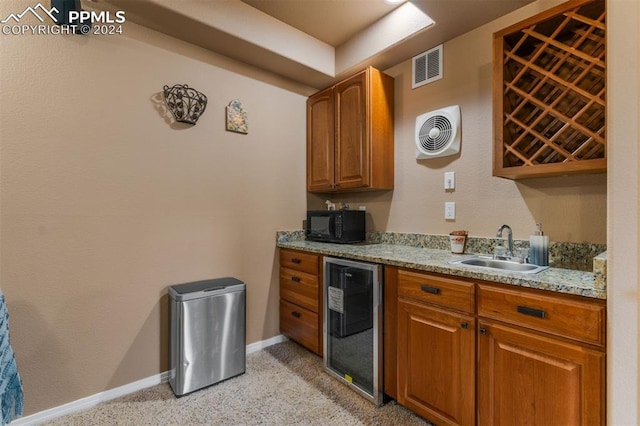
226,99,248,134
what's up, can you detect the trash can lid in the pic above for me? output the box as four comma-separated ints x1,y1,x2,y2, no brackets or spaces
169,277,245,301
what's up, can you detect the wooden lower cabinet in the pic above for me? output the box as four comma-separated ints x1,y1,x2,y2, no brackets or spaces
392,267,476,426
278,254,607,425
279,249,322,355
397,298,476,426
477,282,606,426
477,320,605,426
390,268,606,426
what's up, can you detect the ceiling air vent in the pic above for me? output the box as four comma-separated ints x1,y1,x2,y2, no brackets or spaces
412,44,443,89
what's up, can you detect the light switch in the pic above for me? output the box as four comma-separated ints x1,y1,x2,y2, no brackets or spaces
445,202,456,220
444,172,455,190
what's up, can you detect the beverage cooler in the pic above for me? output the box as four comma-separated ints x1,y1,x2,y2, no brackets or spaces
323,257,383,405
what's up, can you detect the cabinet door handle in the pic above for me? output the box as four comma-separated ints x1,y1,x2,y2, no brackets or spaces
291,311,301,318
291,258,301,264
479,328,487,335
291,276,301,283
460,322,469,329
517,305,546,319
420,285,441,295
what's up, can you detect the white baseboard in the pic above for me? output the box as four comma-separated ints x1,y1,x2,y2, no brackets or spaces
11,371,169,426
246,334,287,354
12,335,287,425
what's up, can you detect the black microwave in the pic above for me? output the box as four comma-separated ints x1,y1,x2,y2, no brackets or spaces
306,210,366,243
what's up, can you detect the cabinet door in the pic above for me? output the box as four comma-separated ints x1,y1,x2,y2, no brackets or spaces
334,70,369,189
307,87,335,192
397,298,475,426
478,320,605,426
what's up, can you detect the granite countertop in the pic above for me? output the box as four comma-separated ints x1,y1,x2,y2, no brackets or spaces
277,239,605,300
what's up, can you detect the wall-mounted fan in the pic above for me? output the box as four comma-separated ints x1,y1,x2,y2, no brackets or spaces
415,105,461,159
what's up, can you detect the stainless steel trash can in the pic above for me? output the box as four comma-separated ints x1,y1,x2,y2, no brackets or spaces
169,277,246,396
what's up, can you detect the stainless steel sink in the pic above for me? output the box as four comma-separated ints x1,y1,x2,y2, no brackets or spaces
450,256,549,274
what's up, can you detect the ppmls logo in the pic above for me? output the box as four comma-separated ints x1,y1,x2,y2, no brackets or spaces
1,2,125,36
1,3,58,24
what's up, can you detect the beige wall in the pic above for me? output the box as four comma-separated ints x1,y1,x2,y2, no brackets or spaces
0,5,308,415
607,0,640,423
3,0,635,421
310,0,607,244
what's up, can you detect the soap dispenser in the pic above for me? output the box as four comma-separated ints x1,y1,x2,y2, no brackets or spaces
529,223,549,266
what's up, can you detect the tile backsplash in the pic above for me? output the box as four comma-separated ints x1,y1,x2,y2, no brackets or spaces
277,230,606,272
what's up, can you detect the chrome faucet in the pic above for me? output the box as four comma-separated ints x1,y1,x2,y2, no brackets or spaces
496,224,514,257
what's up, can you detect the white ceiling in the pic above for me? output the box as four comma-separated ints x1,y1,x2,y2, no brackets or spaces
98,0,534,89
240,0,406,47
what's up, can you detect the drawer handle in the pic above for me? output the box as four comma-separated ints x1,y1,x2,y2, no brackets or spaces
291,311,301,318
517,305,546,319
291,276,301,283
421,285,441,295
291,258,301,264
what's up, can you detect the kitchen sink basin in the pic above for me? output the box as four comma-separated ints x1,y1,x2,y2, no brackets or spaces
450,256,549,274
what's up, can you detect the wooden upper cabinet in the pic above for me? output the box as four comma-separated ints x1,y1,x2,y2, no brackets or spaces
493,0,606,179
307,67,394,192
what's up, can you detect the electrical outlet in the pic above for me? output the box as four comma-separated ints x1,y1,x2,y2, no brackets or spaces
444,172,455,190
445,202,456,219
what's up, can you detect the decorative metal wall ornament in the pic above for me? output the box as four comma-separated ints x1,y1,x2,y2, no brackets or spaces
163,84,208,125
225,100,248,134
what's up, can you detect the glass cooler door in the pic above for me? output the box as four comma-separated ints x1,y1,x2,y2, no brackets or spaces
323,257,383,405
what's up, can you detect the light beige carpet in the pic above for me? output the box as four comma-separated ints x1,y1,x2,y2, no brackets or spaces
45,340,431,425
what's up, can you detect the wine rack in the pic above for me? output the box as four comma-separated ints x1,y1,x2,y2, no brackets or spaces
493,0,606,179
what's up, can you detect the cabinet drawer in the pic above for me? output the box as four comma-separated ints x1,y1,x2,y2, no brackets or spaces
280,299,321,355
279,249,319,275
397,269,475,313
280,267,319,312
477,284,605,346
